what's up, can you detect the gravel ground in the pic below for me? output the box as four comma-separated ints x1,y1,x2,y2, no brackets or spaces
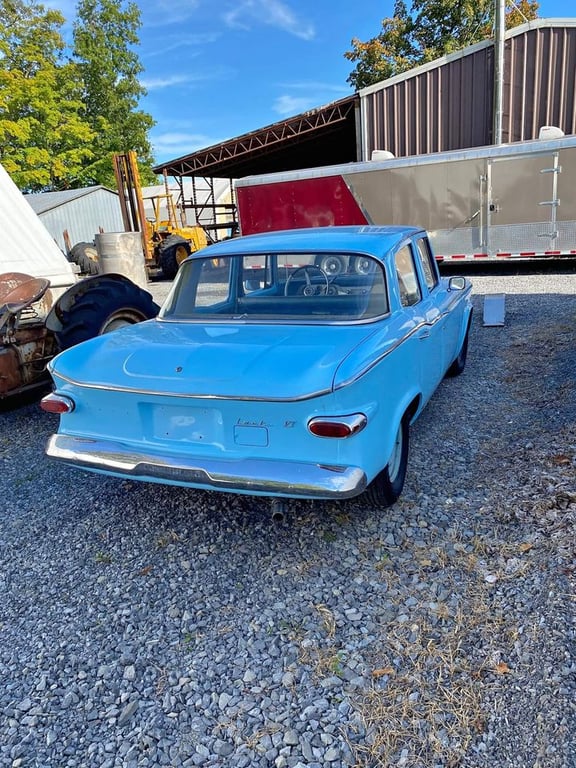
1,269,575,768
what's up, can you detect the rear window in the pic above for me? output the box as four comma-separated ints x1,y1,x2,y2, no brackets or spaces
160,252,389,323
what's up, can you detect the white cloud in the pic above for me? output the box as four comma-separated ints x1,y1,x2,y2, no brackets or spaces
273,82,350,117
143,33,220,57
141,74,196,90
223,0,314,41
147,0,202,26
273,95,318,116
141,67,231,89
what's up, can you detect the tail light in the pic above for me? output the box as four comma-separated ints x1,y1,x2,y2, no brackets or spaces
308,413,367,438
40,393,75,414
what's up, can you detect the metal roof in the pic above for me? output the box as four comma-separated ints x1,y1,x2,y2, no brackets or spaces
25,186,117,214
153,95,359,179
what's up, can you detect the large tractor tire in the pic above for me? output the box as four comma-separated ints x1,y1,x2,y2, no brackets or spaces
53,275,159,350
68,242,100,276
158,234,191,280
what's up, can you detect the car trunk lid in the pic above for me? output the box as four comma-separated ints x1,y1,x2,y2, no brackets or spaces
50,319,377,400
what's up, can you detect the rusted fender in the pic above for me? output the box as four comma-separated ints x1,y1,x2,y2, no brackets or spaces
0,272,50,316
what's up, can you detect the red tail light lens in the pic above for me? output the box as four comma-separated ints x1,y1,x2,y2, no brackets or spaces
308,413,367,438
40,393,75,414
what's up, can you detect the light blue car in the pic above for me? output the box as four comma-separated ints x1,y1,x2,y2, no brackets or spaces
41,226,472,508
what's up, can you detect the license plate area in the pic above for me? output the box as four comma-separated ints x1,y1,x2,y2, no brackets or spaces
146,404,223,444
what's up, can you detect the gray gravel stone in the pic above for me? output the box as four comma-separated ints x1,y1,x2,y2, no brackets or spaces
0,270,575,768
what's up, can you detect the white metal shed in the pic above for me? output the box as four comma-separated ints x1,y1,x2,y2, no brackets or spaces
24,186,124,253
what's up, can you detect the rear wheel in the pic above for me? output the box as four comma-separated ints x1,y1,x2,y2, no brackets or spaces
362,417,409,508
446,320,471,377
55,277,159,350
158,235,191,280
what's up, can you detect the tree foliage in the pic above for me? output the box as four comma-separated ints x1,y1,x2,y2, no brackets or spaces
0,0,94,191
72,0,156,187
0,0,155,191
345,0,539,90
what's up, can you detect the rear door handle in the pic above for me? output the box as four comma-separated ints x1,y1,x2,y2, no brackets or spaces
417,329,431,339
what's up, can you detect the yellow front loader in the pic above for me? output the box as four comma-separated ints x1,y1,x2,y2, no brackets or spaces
113,152,208,280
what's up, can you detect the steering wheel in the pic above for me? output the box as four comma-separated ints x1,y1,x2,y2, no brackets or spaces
284,265,329,297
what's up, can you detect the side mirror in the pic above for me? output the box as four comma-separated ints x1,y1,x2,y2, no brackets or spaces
448,276,466,291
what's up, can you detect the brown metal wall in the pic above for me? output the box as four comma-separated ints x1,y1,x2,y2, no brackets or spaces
362,22,576,159
505,25,576,140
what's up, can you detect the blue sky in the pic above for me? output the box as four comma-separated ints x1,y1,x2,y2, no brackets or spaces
49,0,574,165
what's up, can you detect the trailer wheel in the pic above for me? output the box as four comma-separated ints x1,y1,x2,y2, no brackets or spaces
68,242,100,275
55,277,159,350
446,319,471,377
362,417,409,508
158,235,191,280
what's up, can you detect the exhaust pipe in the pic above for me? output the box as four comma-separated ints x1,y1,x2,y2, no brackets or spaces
270,498,287,523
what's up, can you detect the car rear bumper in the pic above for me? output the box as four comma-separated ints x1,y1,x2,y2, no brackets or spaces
46,434,367,499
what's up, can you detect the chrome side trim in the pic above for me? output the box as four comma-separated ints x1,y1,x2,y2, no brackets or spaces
335,287,472,389
48,369,332,402
46,434,367,499
334,317,433,389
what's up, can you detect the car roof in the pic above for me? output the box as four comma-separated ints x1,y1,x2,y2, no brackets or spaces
196,225,424,259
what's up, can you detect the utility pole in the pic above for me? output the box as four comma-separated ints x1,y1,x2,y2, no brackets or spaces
493,0,506,144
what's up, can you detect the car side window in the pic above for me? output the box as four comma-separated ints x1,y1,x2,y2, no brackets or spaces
415,237,439,291
394,245,422,307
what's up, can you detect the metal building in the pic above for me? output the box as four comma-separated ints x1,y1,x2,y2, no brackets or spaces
24,186,123,253
360,17,576,159
154,18,576,188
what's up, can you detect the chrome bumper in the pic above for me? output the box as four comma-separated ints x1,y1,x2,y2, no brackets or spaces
46,434,367,499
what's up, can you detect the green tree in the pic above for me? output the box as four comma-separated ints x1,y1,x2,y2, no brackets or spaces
345,0,539,90
0,0,95,191
72,0,156,187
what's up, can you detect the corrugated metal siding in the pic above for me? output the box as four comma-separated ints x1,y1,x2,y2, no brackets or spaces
505,25,576,140
34,189,124,252
361,20,576,160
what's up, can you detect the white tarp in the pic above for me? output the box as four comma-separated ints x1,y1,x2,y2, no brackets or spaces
0,164,76,291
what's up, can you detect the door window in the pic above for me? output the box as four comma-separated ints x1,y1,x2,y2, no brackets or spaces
394,245,422,307
415,237,438,291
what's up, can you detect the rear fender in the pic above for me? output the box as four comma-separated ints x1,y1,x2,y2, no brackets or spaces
377,390,421,471
396,390,422,428
45,273,142,333
457,305,473,348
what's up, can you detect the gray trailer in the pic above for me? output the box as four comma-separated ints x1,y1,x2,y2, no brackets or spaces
235,134,576,263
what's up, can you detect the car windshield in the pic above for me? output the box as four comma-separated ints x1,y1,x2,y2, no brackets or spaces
160,252,389,322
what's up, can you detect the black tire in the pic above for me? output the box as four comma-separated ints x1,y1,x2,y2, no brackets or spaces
362,417,409,508
68,242,100,276
446,319,471,377
158,235,191,280
55,277,159,350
